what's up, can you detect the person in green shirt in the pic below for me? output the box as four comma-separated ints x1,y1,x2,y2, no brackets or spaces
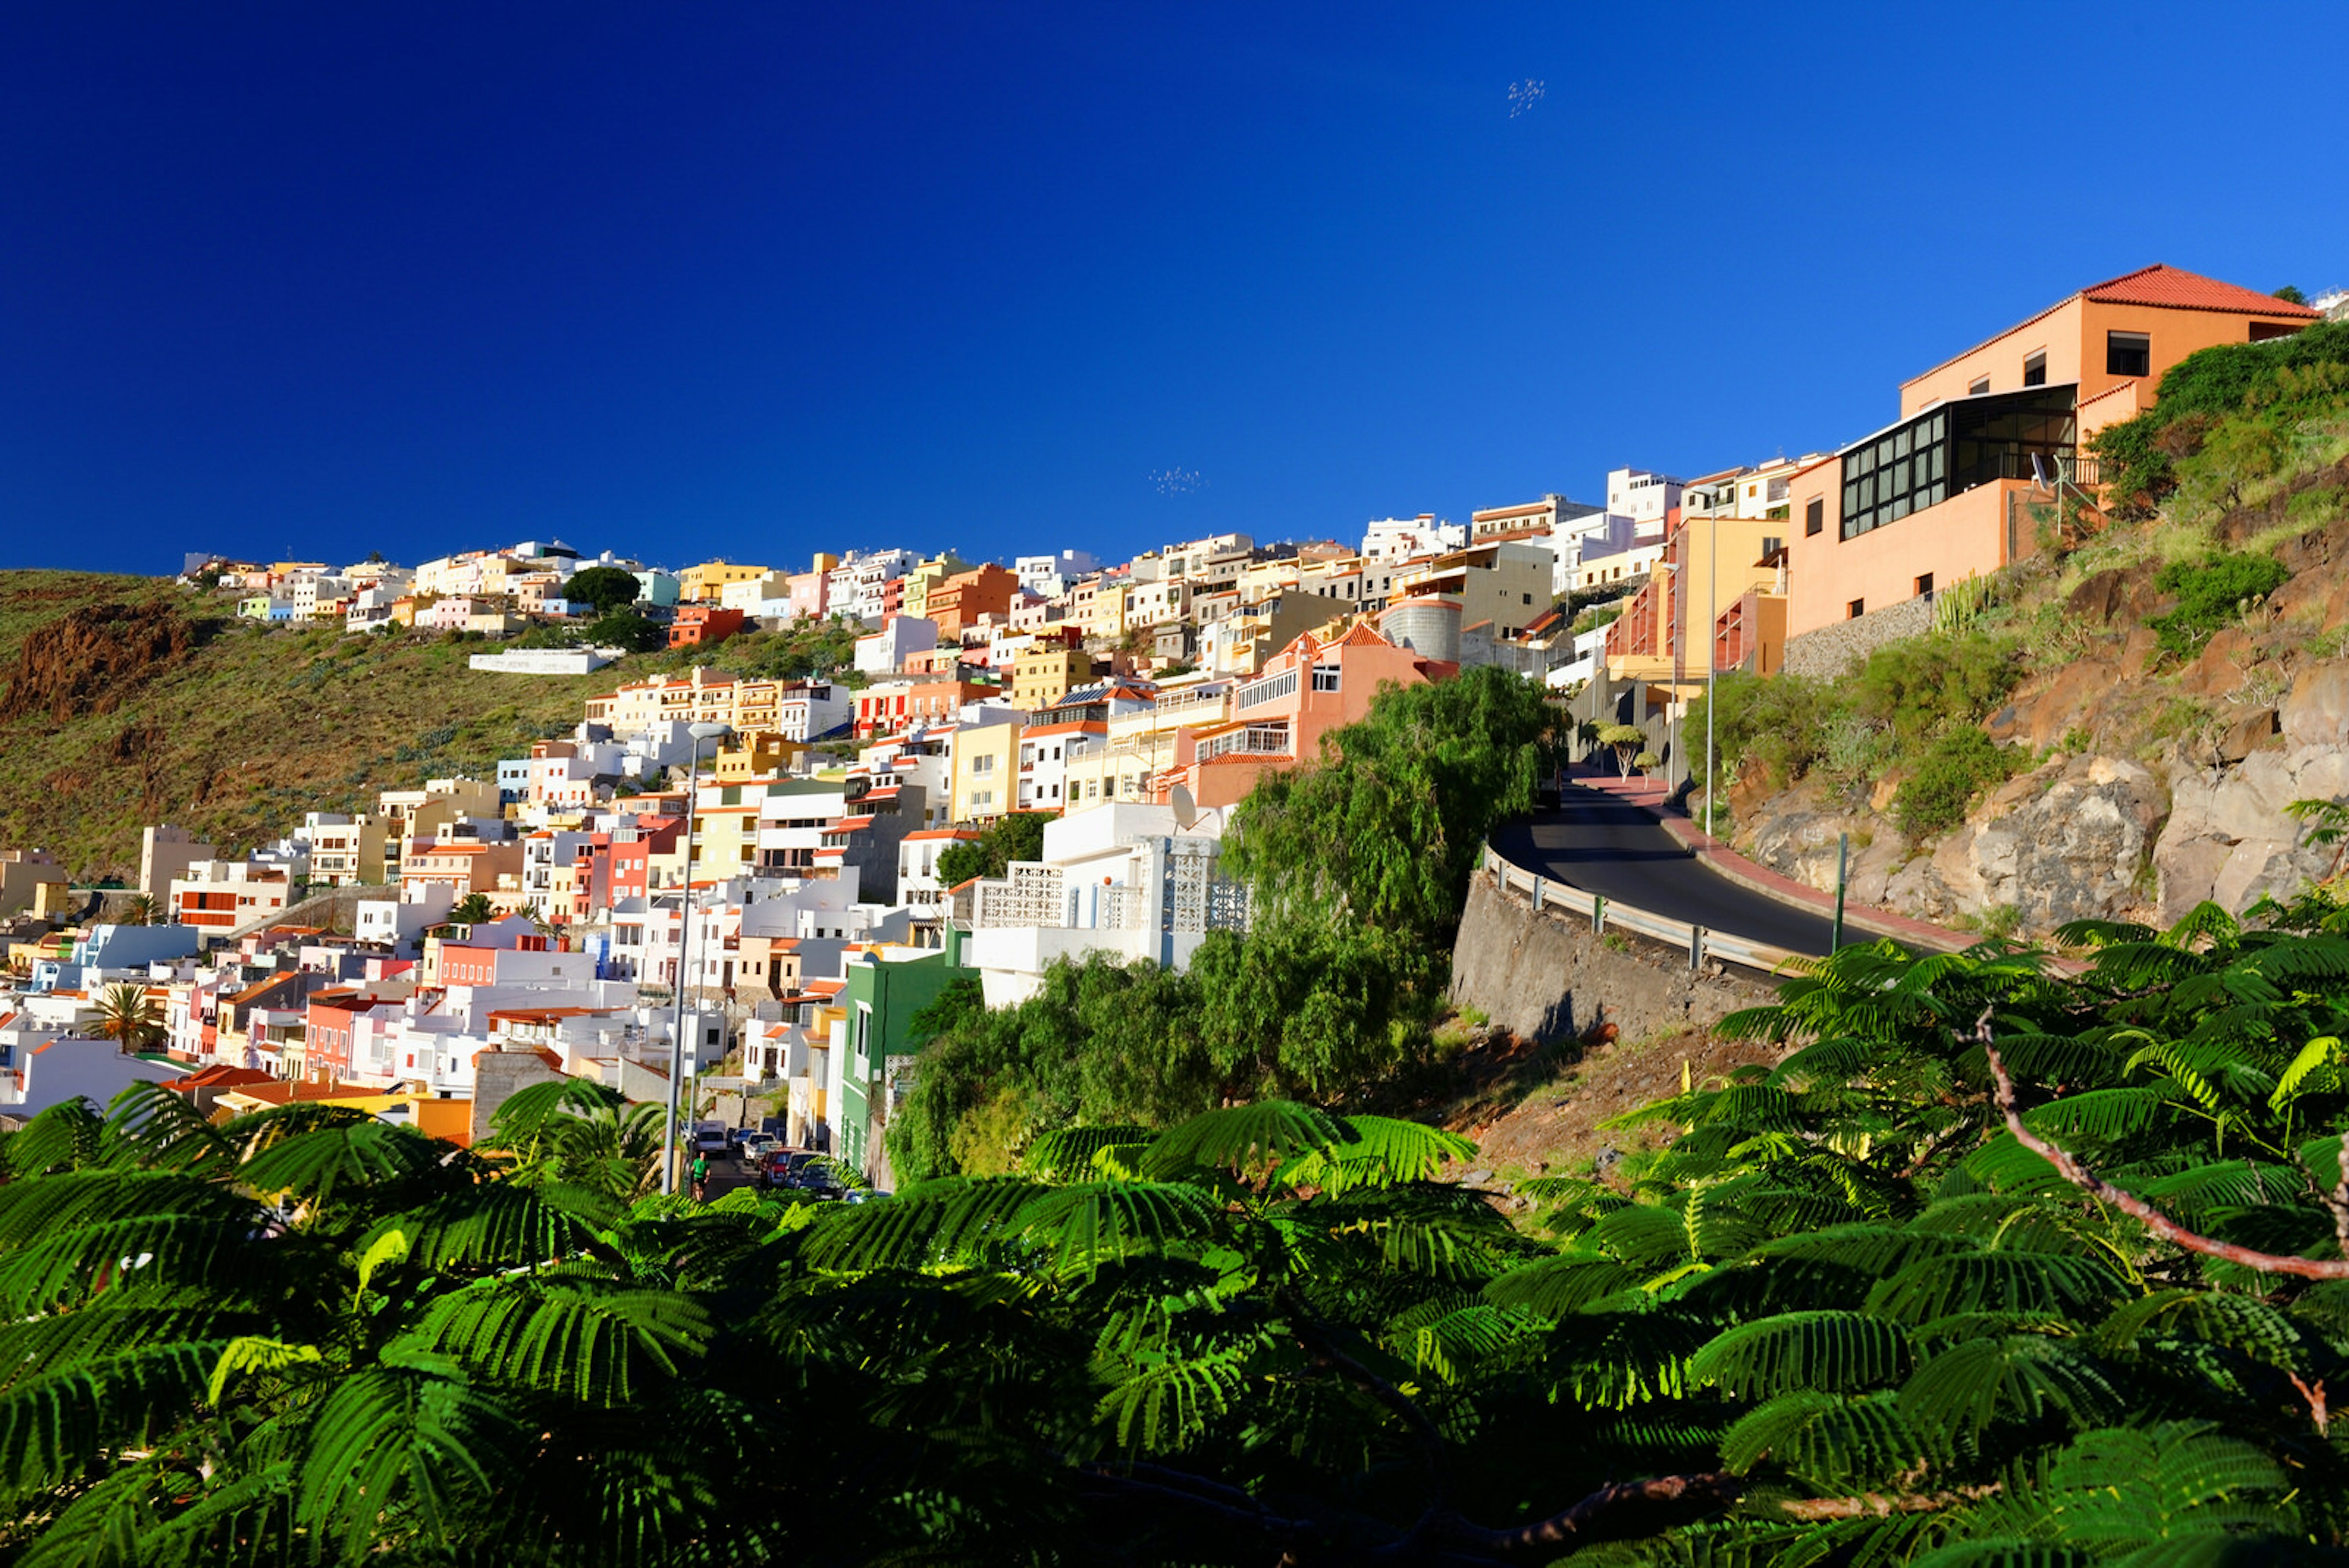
690,1151,710,1201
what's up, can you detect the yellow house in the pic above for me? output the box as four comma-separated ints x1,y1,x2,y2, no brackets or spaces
1009,647,1105,713
899,553,973,623
1062,743,1162,814
687,789,765,882
714,733,804,782
948,719,1022,823
679,561,775,603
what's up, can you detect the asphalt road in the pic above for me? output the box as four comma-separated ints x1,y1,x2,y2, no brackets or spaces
1488,783,1841,957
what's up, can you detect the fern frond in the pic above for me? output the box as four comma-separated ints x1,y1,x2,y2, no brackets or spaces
1272,1114,1477,1194
1721,1389,1926,1487
1011,1181,1231,1277
236,1120,446,1208
1865,1250,2128,1327
404,1277,713,1404
1689,1310,1911,1400
1897,1336,2121,1452
1138,1101,1348,1180
292,1362,517,1556
1022,1124,1153,1183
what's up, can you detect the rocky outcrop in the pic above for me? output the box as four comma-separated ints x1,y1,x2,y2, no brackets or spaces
1729,754,2166,936
1929,756,2167,928
0,602,198,725
2154,661,2349,921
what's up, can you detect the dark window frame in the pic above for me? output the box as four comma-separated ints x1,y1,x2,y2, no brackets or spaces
2022,351,2047,387
1805,499,1823,537
2105,330,2150,378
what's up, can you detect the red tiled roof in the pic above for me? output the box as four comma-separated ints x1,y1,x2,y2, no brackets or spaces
1904,265,2318,387
2080,264,2320,318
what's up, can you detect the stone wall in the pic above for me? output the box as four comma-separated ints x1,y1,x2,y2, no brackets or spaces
1782,593,1934,679
1449,871,1779,1046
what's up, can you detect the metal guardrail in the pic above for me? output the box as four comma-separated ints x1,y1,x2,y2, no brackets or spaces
1482,846,1807,976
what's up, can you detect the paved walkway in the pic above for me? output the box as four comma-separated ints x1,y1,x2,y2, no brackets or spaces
1564,764,1972,953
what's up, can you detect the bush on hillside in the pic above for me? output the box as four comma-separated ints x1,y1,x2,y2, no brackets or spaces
2147,552,2291,658
1894,725,2021,838
1693,630,2021,816
2090,319,2349,519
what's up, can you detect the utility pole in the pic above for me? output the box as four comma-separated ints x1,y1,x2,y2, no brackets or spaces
662,721,734,1195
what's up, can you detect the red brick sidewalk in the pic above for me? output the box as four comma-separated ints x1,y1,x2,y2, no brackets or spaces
1565,764,1973,953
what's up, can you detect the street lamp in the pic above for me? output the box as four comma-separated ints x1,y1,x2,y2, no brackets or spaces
662,720,734,1195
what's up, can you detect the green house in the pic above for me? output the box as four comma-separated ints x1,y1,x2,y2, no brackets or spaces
833,929,973,1184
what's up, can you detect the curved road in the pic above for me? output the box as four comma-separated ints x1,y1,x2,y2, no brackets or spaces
1489,782,1840,957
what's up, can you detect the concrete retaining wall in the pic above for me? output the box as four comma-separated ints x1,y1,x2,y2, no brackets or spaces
1448,871,1779,1046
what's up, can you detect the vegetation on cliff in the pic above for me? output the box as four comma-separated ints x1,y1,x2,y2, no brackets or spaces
0,575,869,882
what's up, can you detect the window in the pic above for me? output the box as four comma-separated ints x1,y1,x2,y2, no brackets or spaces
1766,477,1790,503
2106,332,2150,377
1521,592,1533,605
2022,352,2047,387
1848,599,1866,619
1969,376,1989,396
1915,573,1934,598
1312,666,1341,693
2251,321,2299,343
1761,537,1782,559
1805,499,1824,537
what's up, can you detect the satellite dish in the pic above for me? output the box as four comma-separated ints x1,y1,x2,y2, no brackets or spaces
1170,783,1198,831
2030,451,2052,489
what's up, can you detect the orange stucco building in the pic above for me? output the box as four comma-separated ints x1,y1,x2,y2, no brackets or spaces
1785,265,2318,641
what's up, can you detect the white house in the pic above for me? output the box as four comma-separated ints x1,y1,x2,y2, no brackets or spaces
961,803,1249,1008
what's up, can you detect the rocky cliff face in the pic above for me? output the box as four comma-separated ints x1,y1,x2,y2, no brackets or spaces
1729,653,2349,937
0,601,198,725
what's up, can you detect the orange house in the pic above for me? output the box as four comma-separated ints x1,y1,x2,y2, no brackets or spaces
925,564,1021,637
1785,265,2317,641
669,604,747,649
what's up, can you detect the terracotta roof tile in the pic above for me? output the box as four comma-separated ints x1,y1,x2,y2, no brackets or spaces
2080,264,2321,318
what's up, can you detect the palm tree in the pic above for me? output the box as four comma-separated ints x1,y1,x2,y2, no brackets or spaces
448,891,496,926
121,893,160,927
92,981,161,1055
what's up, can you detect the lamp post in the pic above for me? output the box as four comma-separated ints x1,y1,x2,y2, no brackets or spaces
1704,507,1718,839
662,721,734,1196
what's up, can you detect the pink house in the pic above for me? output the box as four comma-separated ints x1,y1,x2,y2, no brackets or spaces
1160,624,1455,808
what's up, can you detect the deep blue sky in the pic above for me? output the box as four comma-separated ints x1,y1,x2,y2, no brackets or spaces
5,4,2342,576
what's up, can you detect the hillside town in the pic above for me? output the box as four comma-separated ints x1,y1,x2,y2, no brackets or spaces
2,264,2340,1189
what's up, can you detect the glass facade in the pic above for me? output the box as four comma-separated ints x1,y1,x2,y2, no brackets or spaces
1839,385,2076,541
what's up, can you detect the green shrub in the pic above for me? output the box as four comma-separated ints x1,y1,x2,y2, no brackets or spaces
1852,633,2022,751
2145,552,2290,657
1895,727,2021,838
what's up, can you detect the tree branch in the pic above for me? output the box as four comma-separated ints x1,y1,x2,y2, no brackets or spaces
1427,1473,1739,1556
1977,1008,2349,1280
1777,1484,1995,1520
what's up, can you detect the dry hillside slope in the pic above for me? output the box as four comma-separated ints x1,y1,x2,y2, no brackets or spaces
0,573,613,881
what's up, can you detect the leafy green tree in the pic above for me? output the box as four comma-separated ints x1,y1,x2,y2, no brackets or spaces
1597,721,1645,778
1223,663,1555,956
583,607,668,654
562,565,644,616
934,810,1055,886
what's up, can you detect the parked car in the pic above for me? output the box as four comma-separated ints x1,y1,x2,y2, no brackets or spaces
740,1133,780,1163
842,1187,891,1205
